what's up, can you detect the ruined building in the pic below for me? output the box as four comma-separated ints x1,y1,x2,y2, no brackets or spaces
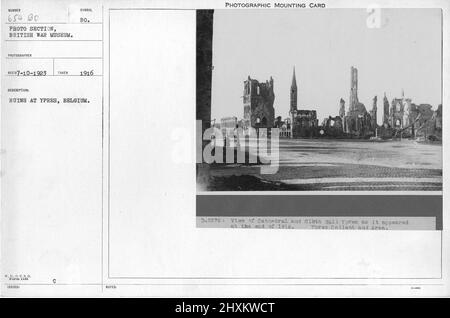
407,103,434,137
319,98,347,138
382,93,390,127
343,66,375,137
390,90,409,129
348,66,360,112
294,110,319,137
435,104,442,134
370,95,378,130
243,75,275,129
379,90,441,139
339,98,345,118
274,116,284,128
322,115,344,137
289,67,318,137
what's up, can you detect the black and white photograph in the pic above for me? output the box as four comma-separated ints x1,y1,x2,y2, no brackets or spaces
2,0,449,299
197,9,443,192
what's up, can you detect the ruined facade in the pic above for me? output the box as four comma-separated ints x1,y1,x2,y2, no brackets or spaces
289,67,318,137
293,110,319,137
390,91,408,129
322,116,344,137
379,90,441,139
402,103,434,137
243,75,275,129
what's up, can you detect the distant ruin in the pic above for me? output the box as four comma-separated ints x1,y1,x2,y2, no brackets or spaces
243,76,275,129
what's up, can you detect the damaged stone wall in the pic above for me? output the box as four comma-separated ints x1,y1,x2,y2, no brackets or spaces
243,76,275,128
343,66,374,137
292,110,319,137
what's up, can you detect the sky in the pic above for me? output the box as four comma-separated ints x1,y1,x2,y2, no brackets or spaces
210,9,442,124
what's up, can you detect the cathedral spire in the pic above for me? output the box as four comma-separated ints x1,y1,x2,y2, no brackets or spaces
290,66,298,113
291,66,297,88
